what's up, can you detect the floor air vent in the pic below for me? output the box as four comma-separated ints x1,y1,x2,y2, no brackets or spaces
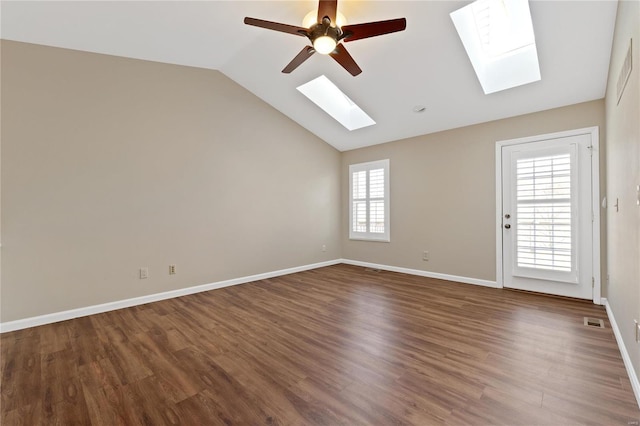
584,317,605,328
365,268,382,273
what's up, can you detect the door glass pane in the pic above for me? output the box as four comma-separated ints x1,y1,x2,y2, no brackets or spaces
516,153,572,272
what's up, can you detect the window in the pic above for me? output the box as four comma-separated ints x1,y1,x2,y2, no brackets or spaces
349,159,390,241
450,0,540,94
515,152,574,273
296,75,376,131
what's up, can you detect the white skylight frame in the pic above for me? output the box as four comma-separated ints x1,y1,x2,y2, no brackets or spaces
296,75,376,131
450,0,541,94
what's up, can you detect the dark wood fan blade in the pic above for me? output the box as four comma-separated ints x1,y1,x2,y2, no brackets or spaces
330,43,362,76
317,0,338,24
341,18,407,42
282,46,316,73
244,17,308,37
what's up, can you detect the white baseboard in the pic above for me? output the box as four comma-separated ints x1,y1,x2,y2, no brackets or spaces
0,259,342,333
602,297,640,409
340,259,499,288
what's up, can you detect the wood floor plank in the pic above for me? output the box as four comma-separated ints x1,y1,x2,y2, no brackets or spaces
288,377,374,425
78,384,129,426
1,401,43,426
1,337,41,413
1,264,639,425
175,389,257,426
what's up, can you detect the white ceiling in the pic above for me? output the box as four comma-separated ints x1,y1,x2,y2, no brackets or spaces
1,1,618,151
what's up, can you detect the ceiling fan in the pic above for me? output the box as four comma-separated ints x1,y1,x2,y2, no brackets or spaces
244,0,406,76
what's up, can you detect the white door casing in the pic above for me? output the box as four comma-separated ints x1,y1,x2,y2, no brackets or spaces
495,127,601,303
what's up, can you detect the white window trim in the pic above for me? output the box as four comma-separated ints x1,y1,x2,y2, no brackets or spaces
349,159,390,242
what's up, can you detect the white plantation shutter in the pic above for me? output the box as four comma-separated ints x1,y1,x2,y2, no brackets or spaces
368,168,385,233
512,147,577,282
349,160,390,241
352,171,367,232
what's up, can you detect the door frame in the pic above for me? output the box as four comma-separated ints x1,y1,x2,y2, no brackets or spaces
495,127,601,304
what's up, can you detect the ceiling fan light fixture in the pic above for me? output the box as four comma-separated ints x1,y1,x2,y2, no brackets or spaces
313,36,337,55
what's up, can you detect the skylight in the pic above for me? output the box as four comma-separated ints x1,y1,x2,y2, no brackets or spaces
296,75,376,131
450,0,541,94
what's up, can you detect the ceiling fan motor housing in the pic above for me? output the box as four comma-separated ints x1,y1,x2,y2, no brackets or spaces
308,18,342,44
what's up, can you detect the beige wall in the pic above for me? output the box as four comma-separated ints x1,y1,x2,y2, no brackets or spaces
1,41,341,322
0,39,615,326
342,100,606,283
605,0,640,382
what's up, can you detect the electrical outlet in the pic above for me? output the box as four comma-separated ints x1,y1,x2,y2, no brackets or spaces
422,251,429,261
140,267,149,279
322,245,327,252
169,264,176,275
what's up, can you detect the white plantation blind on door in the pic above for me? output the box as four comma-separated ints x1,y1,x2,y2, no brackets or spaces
349,159,390,241
515,152,573,273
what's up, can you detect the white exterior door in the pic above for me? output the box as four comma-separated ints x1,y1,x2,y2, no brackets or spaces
500,132,595,299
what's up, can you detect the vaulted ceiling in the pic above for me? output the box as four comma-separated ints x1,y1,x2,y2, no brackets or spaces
1,1,618,151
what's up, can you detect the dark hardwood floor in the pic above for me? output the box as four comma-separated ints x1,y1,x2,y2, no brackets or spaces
2,264,639,425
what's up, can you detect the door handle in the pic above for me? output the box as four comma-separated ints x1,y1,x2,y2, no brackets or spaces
504,224,511,229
